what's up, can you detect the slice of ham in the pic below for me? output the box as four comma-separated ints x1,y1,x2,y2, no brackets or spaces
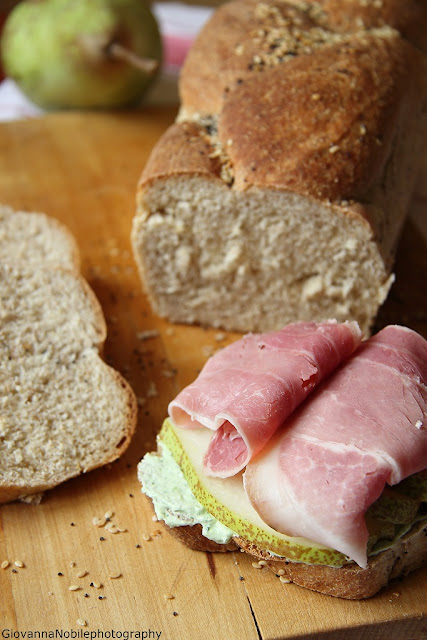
168,320,362,477
243,325,427,567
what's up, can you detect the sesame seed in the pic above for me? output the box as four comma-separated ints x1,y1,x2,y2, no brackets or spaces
104,511,114,520
279,576,291,583
14,560,24,568
92,517,106,527
69,585,80,591
311,93,321,101
258,560,267,566
142,534,151,541
252,562,262,569
1,560,10,569
92,582,102,589
76,570,87,578
116,527,127,533
277,569,285,576
108,572,122,579
329,145,340,154
76,619,87,627
107,526,119,534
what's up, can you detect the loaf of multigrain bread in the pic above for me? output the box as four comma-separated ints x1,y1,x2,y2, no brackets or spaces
0,205,137,504
131,0,427,335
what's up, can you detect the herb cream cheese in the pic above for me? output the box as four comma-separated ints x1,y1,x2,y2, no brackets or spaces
138,440,236,545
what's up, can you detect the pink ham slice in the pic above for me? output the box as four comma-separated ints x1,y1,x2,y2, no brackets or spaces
168,320,362,477
243,325,427,567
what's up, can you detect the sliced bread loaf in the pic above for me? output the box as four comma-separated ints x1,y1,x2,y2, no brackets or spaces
0,207,137,504
132,0,427,336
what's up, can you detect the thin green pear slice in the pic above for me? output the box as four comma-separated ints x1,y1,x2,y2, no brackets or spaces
159,418,348,566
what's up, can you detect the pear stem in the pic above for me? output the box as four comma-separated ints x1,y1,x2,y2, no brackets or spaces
107,42,159,74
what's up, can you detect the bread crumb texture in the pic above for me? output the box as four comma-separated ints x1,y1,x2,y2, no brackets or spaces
134,178,393,334
0,206,137,504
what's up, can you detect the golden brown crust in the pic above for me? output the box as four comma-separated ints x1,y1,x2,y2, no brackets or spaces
218,30,425,201
157,513,427,599
179,0,427,118
139,121,222,188
141,0,427,207
312,0,427,51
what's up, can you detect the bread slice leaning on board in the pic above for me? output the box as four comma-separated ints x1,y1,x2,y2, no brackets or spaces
131,0,427,336
0,205,137,504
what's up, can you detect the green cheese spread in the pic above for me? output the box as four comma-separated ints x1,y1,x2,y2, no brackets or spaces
138,440,236,545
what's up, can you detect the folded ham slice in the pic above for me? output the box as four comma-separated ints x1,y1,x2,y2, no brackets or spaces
168,320,362,477
243,325,427,567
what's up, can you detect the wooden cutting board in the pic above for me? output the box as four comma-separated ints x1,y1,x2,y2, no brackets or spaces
0,109,426,640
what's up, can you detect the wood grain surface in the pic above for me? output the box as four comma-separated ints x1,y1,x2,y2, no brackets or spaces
0,108,426,640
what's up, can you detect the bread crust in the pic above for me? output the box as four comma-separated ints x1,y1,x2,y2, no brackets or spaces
217,33,423,201
132,0,427,335
161,515,427,599
138,121,223,190
178,0,427,118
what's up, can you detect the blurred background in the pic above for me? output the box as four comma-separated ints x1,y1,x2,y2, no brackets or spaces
0,0,225,120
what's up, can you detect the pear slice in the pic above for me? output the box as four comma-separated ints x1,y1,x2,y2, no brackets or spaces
159,419,348,566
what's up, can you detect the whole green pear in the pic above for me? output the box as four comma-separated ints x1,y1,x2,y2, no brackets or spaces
1,0,162,109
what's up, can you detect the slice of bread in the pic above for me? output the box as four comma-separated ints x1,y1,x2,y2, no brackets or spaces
162,517,427,599
0,206,137,504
